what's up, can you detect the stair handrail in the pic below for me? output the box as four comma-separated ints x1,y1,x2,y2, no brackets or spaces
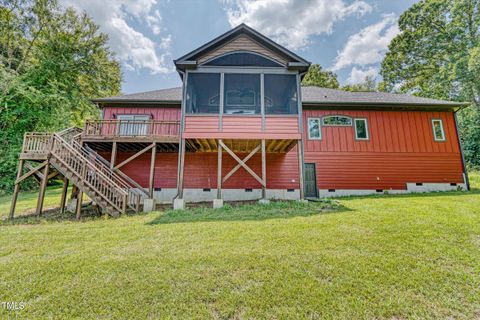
57,127,146,211
50,133,128,212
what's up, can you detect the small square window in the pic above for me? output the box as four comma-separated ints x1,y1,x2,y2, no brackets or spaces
354,118,369,140
308,118,321,140
432,119,446,141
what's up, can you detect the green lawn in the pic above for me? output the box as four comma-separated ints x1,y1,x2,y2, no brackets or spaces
0,174,479,319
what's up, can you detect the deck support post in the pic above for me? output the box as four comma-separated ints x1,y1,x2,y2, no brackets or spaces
149,142,156,198
35,160,50,215
174,138,186,210
217,140,222,199
110,141,117,169
261,139,267,200
60,177,69,214
9,159,25,219
297,140,305,200
177,138,186,199
214,140,223,209
76,190,83,220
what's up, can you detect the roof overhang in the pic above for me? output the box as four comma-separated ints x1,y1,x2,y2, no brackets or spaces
92,99,181,106
174,23,310,73
302,101,469,112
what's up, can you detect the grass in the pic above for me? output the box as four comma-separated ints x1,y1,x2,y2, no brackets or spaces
0,174,479,319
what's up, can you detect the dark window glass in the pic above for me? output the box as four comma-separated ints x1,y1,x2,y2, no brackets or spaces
205,52,282,67
223,74,260,114
186,73,220,113
264,74,298,114
354,119,368,139
322,116,352,126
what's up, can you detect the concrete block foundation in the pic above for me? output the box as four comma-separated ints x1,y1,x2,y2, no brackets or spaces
213,199,224,209
173,198,185,210
143,198,156,212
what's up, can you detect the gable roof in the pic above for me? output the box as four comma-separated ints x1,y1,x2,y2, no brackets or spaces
174,23,310,72
93,86,467,109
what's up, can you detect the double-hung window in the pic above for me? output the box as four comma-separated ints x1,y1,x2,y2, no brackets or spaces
308,118,321,140
432,119,446,141
354,118,369,140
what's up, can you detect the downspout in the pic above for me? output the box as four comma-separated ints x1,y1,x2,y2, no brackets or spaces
454,108,470,191
174,69,187,200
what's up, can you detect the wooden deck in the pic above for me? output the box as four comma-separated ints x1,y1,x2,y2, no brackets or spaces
82,120,180,143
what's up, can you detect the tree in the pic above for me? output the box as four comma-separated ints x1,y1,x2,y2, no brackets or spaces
302,64,339,88
0,0,121,192
341,76,377,92
380,0,480,167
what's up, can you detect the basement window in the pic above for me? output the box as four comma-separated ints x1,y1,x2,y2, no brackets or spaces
287,189,295,192
432,119,446,141
245,188,253,192
203,188,211,192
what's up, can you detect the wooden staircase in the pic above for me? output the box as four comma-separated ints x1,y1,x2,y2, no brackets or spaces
15,128,145,217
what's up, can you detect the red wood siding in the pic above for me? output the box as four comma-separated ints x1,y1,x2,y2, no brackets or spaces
183,116,219,134
303,110,464,190
102,105,181,121
103,149,299,189
183,115,301,139
265,116,300,134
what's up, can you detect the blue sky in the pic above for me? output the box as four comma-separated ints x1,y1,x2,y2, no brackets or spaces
61,0,418,94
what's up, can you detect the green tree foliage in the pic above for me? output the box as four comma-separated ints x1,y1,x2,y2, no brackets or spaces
302,64,340,88
381,0,480,167
0,0,121,193
341,76,377,92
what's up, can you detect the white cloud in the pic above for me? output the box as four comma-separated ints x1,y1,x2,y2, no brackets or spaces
347,66,378,84
224,0,372,50
331,13,399,71
60,0,172,74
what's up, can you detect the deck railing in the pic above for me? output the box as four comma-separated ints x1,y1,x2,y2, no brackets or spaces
23,132,52,154
83,120,180,139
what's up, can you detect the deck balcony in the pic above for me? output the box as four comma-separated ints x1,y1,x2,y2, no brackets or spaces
81,119,181,152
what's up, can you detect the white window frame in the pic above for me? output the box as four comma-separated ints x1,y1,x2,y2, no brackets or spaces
307,118,322,140
431,119,446,141
117,114,150,136
354,118,369,140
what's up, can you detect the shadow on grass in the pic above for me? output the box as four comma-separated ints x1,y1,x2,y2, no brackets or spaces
0,205,102,226
147,200,352,225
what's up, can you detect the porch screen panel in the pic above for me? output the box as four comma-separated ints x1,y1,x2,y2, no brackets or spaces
223,74,261,115
264,74,298,114
186,73,220,114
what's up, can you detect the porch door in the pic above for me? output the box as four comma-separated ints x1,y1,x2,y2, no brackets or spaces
304,163,318,198
117,115,149,136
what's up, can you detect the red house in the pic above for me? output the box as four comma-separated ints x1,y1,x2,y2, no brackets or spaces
11,24,469,216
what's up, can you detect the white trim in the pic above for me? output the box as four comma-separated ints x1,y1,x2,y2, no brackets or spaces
431,119,446,141
354,118,369,140
307,118,322,140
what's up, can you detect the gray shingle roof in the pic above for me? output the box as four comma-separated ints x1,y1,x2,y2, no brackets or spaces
93,86,466,107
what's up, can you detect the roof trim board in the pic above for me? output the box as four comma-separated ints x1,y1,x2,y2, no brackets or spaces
174,23,310,68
